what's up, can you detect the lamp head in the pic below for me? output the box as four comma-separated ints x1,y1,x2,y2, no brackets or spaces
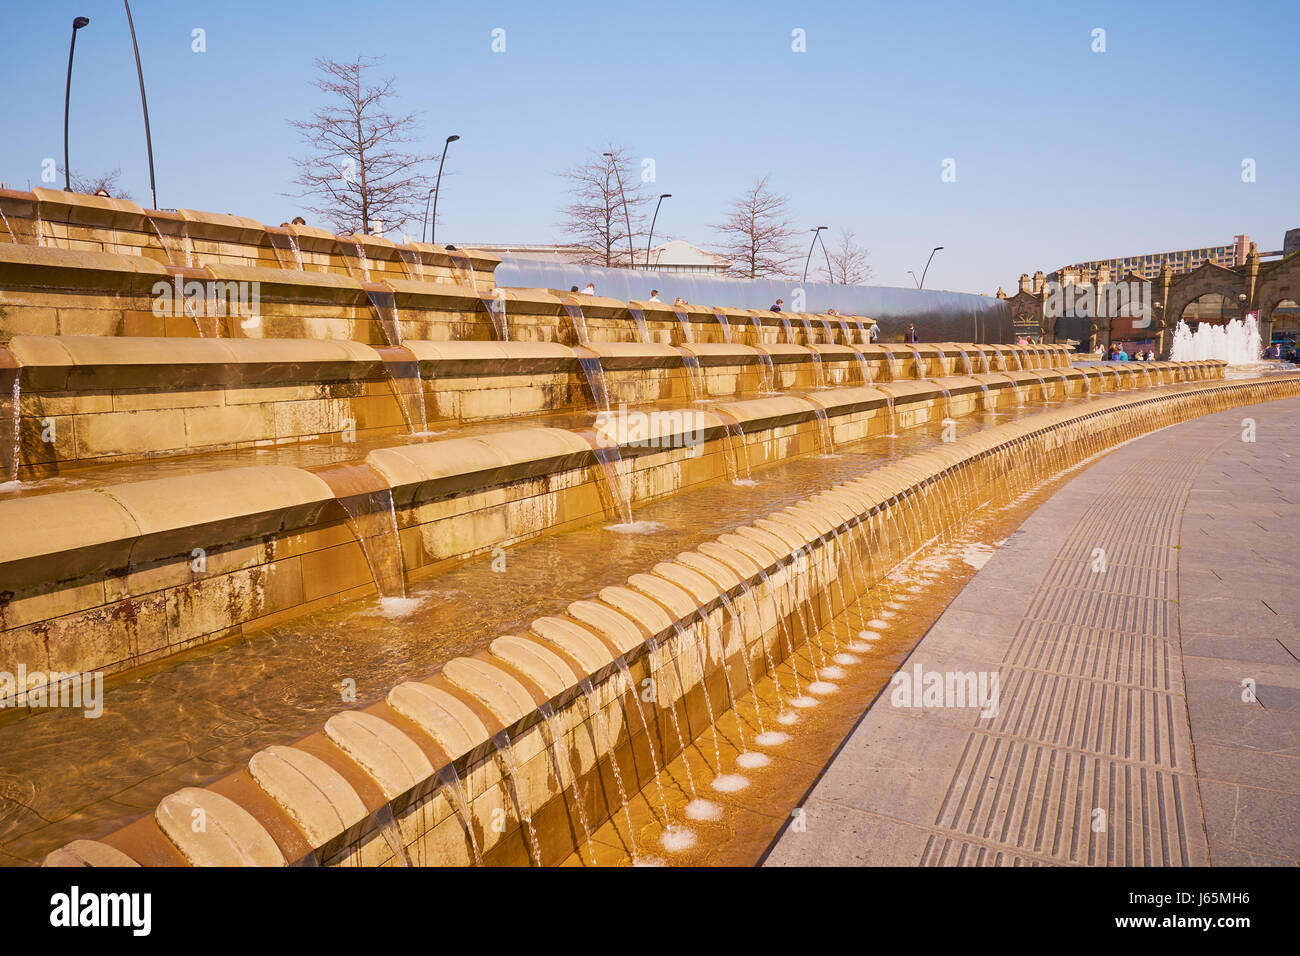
73,16,90,29
446,135,460,143
660,193,672,199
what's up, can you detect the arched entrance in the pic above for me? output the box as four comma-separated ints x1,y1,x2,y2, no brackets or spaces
1269,298,1299,357
1179,292,1244,329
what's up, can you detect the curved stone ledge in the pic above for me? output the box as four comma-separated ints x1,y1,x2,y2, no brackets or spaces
47,374,1300,866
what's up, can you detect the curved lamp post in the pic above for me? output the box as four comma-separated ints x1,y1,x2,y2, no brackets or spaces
64,16,91,192
918,245,944,289
429,134,459,245
421,188,435,244
646,193,671,268
907,270,920,288
801,225,828,283
603,152,635,268
123,1,157,210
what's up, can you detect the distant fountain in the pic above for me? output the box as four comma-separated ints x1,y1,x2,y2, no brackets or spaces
1170,316,1263,365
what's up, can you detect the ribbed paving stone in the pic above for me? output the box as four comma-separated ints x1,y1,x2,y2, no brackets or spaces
767,395,1300,867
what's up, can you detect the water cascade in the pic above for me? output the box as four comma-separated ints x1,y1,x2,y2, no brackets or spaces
537,702,597,865
437,764,483,866
266,229,304,270
493,730,543,866
374,346,431,434
677,349,707,402
363,285,405,348
314,463,410,603
146,215,194,268
673,309,695,344
712,309,733,344
627,307,652,344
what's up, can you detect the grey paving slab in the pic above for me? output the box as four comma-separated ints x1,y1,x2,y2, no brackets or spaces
767,396,1300,867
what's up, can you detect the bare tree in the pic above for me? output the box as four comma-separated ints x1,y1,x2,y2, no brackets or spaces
709,176,800,279
288,56,432,235
821,228,874,285
557,145,647,267
59,167,131,201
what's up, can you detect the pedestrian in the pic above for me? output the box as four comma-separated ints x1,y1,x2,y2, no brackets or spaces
291,216,306,226
905,323,918,344
827,308,838,316
770,298,784,312
649,290,661,302
1117,345,1129,361
673,296,686,308
581,283,596,295
570,285,580,293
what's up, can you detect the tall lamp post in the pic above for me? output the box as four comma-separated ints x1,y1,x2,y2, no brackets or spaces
816,228,834,283
429,134,459,245
801,225,828,283
421,188,435,243
907,270,920,288
63,16,91,192
645,193,671,268
603,152,635,268
123,1,158,210
918,245,944,289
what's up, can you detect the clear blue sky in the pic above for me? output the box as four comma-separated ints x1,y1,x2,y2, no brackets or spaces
1,0,1296,293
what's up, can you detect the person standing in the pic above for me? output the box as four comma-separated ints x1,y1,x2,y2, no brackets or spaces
905,323,918,343
649,290,661,302
770,298,784,312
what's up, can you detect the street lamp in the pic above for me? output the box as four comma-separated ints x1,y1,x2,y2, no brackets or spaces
918,246,944,289
646,194,671,268
816,228,833,283
421,188,435,244
63,16,90,192
603,152,635,268
907,270,920,288
123,1,158,209
802,226,828,283
429,134,459,245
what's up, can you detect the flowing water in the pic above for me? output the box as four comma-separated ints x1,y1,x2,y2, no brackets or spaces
712,310,732,344
627,307,651,344
437,764,483,865
313,463,409,601
493,730,543,866
267,230,304,270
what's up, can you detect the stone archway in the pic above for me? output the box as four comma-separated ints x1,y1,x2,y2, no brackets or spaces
1255,252,1300,345
1165,262,1247,327
1181,292,1244,325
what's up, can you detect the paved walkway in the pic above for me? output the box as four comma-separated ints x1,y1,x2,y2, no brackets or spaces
766,396,1300,866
